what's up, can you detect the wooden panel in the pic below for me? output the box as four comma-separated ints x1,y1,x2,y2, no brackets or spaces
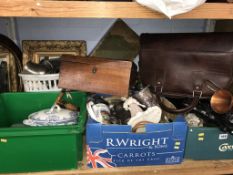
11,160,233,175
0,1,232,19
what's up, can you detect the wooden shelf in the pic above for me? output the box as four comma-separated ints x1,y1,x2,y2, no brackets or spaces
12,160,233,175
0,1,233,19
1,1,233,174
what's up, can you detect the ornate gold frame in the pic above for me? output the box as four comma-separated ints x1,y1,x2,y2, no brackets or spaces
22,40,87,65
0,46,18,92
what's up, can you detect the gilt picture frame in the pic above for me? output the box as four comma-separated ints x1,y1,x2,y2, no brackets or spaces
22,40,87,65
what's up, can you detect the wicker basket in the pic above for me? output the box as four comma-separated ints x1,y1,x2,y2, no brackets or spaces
18,73,61,92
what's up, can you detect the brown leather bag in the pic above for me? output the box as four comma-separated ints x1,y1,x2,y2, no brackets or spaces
58,55,132,96
139,33,233,114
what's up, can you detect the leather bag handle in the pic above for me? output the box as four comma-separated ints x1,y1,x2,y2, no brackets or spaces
156,93,200,114
151,85,202,114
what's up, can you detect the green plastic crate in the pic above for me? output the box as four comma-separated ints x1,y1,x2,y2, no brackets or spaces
0,91,86,173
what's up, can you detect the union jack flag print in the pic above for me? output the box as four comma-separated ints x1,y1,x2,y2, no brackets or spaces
87,145,116,168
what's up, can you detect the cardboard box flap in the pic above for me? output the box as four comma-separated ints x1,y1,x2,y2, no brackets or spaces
146,123,173,133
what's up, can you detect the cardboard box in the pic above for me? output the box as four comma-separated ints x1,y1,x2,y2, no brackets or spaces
86,116,188,168
185,127,233,160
